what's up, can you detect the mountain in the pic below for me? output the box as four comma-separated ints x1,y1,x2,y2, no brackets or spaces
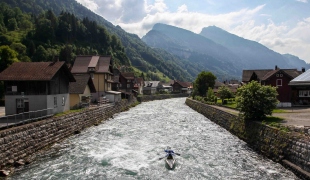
1,0,194,82
199,26,310,70
142,23,243,80
282,54,310,69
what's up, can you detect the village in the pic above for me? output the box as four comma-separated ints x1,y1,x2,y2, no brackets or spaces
0,55,309,119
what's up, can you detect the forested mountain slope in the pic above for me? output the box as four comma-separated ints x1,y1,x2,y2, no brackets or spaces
1,0,194,82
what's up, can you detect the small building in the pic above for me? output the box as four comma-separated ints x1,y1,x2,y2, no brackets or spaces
143,81,161,95
69,74,96,109
172,80,192,94
134,77,144,94
0,61,75,115
105,91,121,104
71,55,114,103
288,69,310,106
119,72,135,93
242,65,304,107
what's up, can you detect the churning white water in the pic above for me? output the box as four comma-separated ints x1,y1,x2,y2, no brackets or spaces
10,98,298,179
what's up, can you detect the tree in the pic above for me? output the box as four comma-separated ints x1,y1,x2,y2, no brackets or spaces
206,87,215,102
0,45,19,72
193,71,216,97
217,86,233,104
236,81,278,120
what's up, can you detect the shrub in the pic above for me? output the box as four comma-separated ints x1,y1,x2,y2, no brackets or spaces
236,81,278,120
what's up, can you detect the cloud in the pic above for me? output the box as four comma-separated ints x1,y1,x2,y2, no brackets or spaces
76,0,99,12
75,0,310,63
231,17,310,63
177,4,188,13
296,0,308,3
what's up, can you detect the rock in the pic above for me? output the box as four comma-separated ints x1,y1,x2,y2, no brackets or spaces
0,169,11,176
14,159,25,167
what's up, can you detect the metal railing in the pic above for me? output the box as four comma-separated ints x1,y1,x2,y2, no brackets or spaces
0,108,54,129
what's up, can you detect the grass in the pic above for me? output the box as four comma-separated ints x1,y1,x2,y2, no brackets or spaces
54,109,84,117
262,116,290,132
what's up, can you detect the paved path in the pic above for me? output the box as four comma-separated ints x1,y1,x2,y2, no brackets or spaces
210,105,310,127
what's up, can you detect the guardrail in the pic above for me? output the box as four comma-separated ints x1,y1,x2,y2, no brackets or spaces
0,108,54,129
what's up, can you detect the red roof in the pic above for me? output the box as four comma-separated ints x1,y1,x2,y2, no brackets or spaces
0,61,75,81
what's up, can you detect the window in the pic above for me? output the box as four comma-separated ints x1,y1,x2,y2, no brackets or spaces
54,97,57,107
16,99,24,108
276,79,282,86
62,96,65,106
299,90,309,97
119,84,122,87
127,84,130,88
108,83,110,88
127,80,131,82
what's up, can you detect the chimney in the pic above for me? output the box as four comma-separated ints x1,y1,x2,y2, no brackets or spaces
275,65,278,70
54,56,59,62
302,67,305,73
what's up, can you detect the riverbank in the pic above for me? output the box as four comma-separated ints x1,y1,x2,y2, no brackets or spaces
0,98,138,177
185,98,310,180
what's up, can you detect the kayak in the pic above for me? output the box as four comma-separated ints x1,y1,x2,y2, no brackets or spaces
165,154,175,169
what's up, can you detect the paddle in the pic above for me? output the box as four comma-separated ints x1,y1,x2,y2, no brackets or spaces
158,153,181,160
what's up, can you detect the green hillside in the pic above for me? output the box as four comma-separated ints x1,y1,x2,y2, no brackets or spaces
0,0,194,82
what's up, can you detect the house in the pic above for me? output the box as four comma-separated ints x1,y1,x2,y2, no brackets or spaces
119,72,135,93
172,80,192,94
288,69,310,105
133,77,144,94
111,68,121,91
143,81,161,95
70,55,114,103
242,65,304,107
69,74,96,109
0,61,75,115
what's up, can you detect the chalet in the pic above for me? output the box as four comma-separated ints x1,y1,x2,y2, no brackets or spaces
172,80,192,94
0,61,75,115
143,81,161,95
242,65,304,107
70,55,114,103
288,69,310,105
69,74,96,109
119,72,135,93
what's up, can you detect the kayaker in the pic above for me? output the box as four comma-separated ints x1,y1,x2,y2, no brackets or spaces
164,149,175,157
159,147,180,160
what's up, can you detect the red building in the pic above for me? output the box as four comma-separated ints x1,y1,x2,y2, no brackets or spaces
242,66,304,106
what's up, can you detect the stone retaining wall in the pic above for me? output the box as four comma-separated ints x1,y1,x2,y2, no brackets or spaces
185,98,310,179
0,98,138,175
137,93,189,102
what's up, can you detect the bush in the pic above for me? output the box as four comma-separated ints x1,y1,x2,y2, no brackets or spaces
236,81,278,120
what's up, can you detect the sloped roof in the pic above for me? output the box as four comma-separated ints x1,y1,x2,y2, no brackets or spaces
289,69,310,86
242,69,273,82
242,68,302,82
144,81,160,87
0,61,75,81
71,55,112,74
121,72,135,80
174,81,192,88
214,81,225,88
69,74,96,94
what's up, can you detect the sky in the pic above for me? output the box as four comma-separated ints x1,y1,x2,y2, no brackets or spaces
75,0,310,63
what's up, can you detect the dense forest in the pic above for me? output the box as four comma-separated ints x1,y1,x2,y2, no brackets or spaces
0,0,195,83
0,2,130,71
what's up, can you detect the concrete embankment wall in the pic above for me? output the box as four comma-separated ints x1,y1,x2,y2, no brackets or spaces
137,93,189,102
0,98,138,173
185,98,310,179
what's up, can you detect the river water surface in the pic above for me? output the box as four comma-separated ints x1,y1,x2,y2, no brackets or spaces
10,98,298,179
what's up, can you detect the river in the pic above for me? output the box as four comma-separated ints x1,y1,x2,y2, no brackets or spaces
9,98,298,179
